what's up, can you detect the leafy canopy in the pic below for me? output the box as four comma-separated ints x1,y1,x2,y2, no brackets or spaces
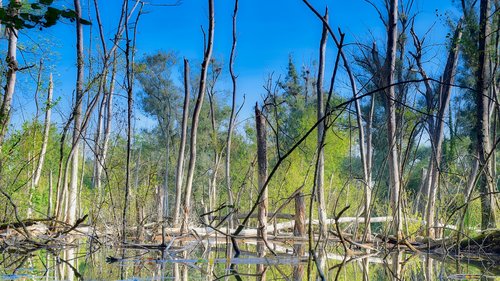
0,0,91,30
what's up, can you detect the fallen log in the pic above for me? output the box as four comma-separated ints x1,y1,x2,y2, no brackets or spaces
269,216,394,233
0,217,55,230
457,229,500,255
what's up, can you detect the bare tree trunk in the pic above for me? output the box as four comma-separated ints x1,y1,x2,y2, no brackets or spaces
225,0,239,229
294,193,305,237
424,22,462,238
33,74,54,187
207,71,222,212
0,0,20,150
135,146,143,241
48,170,53,217
293,191,305,280
92,79,106,190
162,125,170,222
255,105,268,256
173,59,190,227
99,54,117,195
351,40,371,240
316,8,328,239
363,95,375,241
28,73,54,218
67,0,85,225
476,0,497,229
181,0,214,233
385,0,402,239
123,0,143,241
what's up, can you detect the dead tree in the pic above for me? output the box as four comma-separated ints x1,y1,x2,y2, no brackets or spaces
255,105,268,255
173,59,190,227
123,0,144,241
67,0,85,225
316,8,328,239
225,0,239,229
0,0,20,151
181,0,215,233
207,62,223,213
475,0,497,229
33,74,53,188
385,0,403,239
411,21,462,238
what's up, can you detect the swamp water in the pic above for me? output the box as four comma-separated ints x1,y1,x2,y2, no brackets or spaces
0,240,498,280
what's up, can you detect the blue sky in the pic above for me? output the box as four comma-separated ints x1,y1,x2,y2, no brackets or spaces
10,0,460,131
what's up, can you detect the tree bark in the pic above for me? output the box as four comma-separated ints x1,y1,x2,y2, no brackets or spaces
255,105,268,256
316,8,328,239
425,22,462,238
225,0,239,229
123,0,143,241
475,0,497,230
173,59,190,227
363,94,375,241
33,73,53,187
181,0,214,233
0,0,20,150
162,123,170,222
92,77,107,191
385,0,402,239
67,0,85,225
99,53,117,195
48,170,53,217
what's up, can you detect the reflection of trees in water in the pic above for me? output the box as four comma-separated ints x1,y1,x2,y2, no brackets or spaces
0,244,497,280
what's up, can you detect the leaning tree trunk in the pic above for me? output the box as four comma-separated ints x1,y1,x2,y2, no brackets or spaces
316,8,328,239
92,75,107,191
67,0,85,225
255,105,268,256
475,0,497,230
225,0,239,229
99,53,117,196
181,0,214,233
424,22,462,238
385,0,402,239
173,59,190,227
0,0,20,152
29,73,54,218
33,73,54,188
363,95,375,241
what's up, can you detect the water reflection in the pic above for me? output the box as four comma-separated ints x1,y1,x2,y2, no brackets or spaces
0,242,497,280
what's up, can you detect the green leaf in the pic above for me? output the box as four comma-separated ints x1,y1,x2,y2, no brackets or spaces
80,18,92,25
30,3,42,10
39,0,55,5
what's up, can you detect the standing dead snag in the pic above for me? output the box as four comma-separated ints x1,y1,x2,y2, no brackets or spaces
475,0,497,229
173,59,190,227
255,105,268,256
411,20,463,238
385,0,403,240
182,0,215,234
225,0,239,229
32,73,53,189
316,8,328,239
67,0,85,225
0,0,20,151
294,193,305,237
293,191,306,279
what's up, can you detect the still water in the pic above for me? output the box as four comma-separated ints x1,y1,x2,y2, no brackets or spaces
0,240,498,280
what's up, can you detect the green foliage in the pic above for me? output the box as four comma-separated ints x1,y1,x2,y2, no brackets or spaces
136,51,179,137
0,121,65,218
0,1,91,30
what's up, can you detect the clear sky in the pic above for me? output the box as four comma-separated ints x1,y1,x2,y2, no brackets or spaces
10,0,460,131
